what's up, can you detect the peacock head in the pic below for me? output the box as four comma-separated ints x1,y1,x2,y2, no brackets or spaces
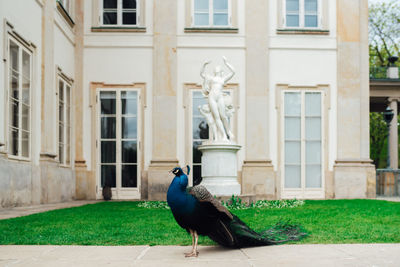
171,167,183,176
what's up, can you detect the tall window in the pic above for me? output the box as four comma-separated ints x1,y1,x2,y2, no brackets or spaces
8,37,32,158
58,78,71,165
285,0,319,28
58,0,72,14
283,91,322,190
193,0,230,27
99,90,139,189
192,91,209,185
102,0,138,26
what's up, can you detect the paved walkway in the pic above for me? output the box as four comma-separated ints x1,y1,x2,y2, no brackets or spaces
0,200,99,220
0,244,399,266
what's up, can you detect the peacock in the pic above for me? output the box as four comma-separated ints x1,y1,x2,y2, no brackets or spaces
166,166,308,257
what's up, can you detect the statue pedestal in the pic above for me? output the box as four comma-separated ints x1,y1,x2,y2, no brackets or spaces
198,142,241,196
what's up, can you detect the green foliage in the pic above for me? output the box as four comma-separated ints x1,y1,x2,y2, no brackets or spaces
0,200,399,245
221,195,305,210
369,0,400,67
370,112,388,168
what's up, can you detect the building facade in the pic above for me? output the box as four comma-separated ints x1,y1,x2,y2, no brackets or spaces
0,0,375,207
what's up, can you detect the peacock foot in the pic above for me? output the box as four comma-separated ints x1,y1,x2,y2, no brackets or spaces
184,251,199,257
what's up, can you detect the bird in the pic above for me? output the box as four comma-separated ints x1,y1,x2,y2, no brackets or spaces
166,166,307,257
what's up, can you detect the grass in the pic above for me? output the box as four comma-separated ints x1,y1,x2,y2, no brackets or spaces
0,199,399,245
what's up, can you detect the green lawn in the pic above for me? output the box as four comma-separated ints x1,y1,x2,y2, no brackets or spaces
0,200,399,245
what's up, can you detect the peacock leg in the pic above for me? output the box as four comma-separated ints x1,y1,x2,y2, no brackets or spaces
185,230,199,257
184,229,195,257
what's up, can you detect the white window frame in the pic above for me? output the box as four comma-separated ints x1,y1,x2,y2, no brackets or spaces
57,76,72,166
281,89,325,199
96,88,141,200
100,0,140,27
6,34,32,161
283,0,322,29
191,0,232,27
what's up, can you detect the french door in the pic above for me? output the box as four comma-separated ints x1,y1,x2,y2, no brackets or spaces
281,91,324,199
97,89,140,199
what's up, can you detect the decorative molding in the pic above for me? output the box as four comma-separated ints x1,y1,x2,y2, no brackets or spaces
277,29,329,35
56,1,75,28
184,27,238,33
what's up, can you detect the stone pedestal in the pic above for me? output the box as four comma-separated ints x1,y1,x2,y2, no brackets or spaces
198,143,241,196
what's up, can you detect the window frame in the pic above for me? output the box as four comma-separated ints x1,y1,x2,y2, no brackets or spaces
100,0,140,27
191,0,232,28
57,75,72,166
283,0,321,29
6,34,33,161
58,0,72,15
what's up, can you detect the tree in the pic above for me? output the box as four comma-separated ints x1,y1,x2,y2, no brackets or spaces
369,0,400,67
369,113,387,168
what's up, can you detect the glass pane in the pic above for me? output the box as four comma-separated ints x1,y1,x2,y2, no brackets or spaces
122,117,137,139
286,0,299,11
59,124,64,143
101,117,116,139
193,165,202,186
101,141,116,163
194,14,209,26
213,13,228,26
286,15,299,27
306,141,321,164
284,92,301,116
305,15,318,27
11,75,19,100
22,104,29,131
305,93,321,116
59,80,64,101
305,0,317,12
122,141,137,163
193,117,208,140
121,94,137,115
103,12,117,25
285,141,301,164
285,165,301,188
306,164,321,188
9,128,18,155
285,117,301,140
193,141,202,163
193,97,207,116
101,165,116,187
10,99,19,128
66,145,70,165
122,165,137,187
59,144,64,163
123,12,137,25
100,92,116,114
214,0,228,10
123,0,136,8
22,50,30,80
305,117,321,140
194,0,209,11
10,40,18,71
59,102,64,123
22,77,30,105
104,0,117,8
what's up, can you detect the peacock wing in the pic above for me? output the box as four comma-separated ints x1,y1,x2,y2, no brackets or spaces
188,185,233,220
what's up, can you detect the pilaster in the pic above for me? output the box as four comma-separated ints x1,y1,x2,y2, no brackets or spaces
242,0,275,198
147,0,178,200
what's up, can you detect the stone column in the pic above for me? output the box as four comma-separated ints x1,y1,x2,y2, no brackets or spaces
147,0,178,200
333,0,375,198
241,0,275,199
388,98,398,169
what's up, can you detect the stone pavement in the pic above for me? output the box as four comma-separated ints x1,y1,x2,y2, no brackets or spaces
0,244,399,267
0,200,99,220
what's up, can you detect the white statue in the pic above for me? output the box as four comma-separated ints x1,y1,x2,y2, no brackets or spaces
199,56,235,142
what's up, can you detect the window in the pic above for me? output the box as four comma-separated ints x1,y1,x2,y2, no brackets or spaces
193,0,230,27
283,91,322,190
99,90,139,189
8,37,32,159
58,0,72,15
58,77,71,165
102,0,138,26
285,0,319,28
